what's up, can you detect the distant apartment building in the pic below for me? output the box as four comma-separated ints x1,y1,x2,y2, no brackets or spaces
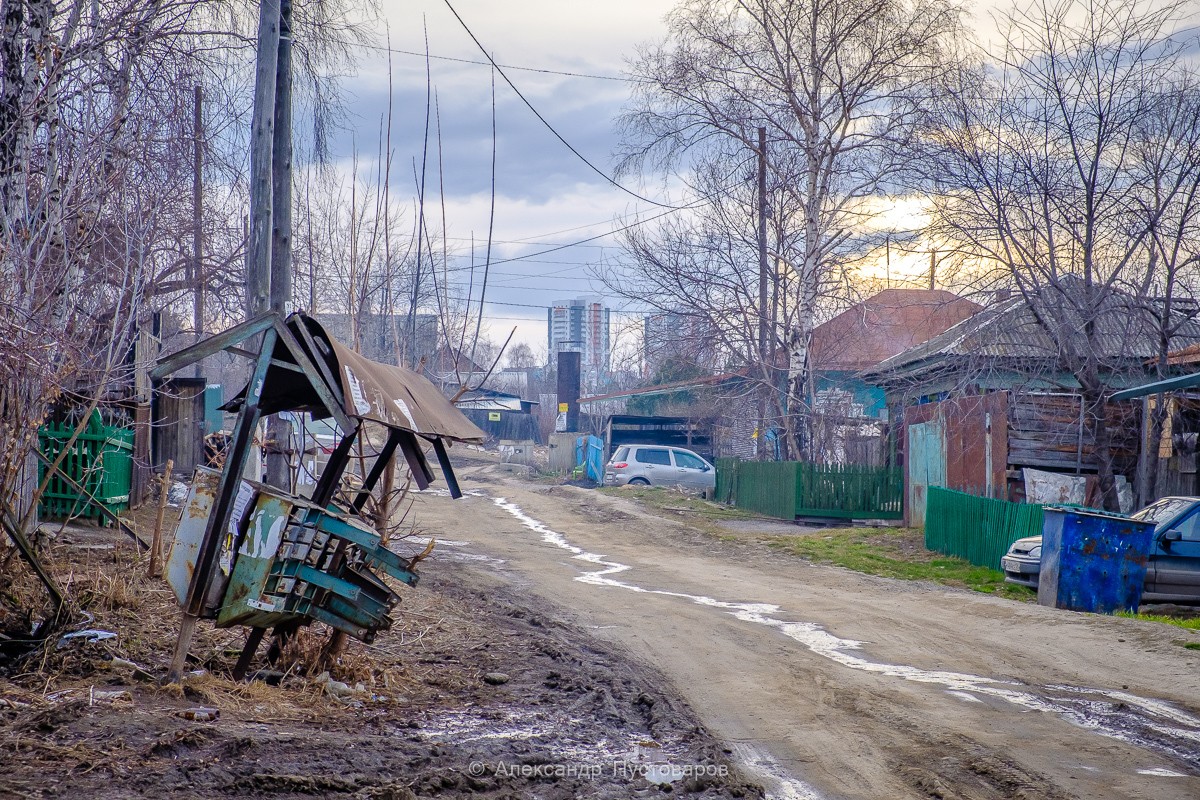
547,297,610,386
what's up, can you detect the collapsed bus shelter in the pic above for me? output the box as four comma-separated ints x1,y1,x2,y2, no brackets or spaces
152,312,484,681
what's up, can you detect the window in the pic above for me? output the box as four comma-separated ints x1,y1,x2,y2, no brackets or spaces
672,450,706,470
611,446,629,463
1133,497,1195,527
1169,507,1200,542
634,448,671,465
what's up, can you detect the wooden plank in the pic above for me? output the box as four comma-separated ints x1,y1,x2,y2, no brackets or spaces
152,313,277,378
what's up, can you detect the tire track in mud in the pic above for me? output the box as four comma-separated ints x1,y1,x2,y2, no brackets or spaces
482,493,1200,785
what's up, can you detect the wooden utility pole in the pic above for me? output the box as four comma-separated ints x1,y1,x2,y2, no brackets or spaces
170,0,283,683
245,0,281,319
265,0,294,489
757,126,768,366
192,86,204,379
756,126,769,459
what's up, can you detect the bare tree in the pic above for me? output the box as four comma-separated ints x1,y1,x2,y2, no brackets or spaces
921,0,1200,508
505,342,539,370
0,2,248,546
614,0,964,457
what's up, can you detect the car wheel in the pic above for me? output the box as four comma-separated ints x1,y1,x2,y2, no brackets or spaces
629,478,650,486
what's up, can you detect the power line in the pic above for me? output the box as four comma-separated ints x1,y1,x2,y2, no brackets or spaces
440,202,696,268
350,38,640,83
440,0,688,210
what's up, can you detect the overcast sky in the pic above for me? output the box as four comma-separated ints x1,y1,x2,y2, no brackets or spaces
305,0,678,356
324,0,1006,357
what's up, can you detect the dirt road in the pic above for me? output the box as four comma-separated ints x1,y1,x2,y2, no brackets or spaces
411,461,1200,800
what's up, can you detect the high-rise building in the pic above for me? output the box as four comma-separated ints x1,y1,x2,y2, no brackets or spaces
547,296,610,386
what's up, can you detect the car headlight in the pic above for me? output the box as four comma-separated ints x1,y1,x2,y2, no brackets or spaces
1029,546,1041,558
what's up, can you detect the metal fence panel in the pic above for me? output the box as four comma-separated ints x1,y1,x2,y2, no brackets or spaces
735,461,799,519
925,486,1045,569
796,463,903,519
716,459,902,520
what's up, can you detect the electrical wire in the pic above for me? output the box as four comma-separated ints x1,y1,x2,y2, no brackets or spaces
440,0,689,210
347,38,641,83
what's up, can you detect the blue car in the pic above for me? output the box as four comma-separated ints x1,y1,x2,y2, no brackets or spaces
1000,496,1200,604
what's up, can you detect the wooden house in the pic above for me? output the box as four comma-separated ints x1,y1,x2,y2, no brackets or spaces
807,288,981,464
863,279,1200,524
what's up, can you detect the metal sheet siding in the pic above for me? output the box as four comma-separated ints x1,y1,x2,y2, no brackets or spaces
901,393,1010,523
906,419,946,527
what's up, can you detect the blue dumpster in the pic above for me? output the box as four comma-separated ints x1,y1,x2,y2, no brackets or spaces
1038,507,1154,613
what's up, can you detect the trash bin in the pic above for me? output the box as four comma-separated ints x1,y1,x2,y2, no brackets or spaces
1038,507,1154,613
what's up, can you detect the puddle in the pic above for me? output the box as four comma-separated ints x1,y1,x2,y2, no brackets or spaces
488,495,1200,779
730,743,824,800
418,705,696,780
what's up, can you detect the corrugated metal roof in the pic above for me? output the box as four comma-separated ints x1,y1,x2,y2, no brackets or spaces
864,277,1200,380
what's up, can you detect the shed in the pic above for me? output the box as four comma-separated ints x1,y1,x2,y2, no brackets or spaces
604,414,714,461
455,388,541,444
152,376,207,475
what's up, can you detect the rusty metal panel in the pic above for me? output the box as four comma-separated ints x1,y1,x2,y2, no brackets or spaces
217,489,295,628
166,467,257,617
902,393,1010,512
1039,508,1154,613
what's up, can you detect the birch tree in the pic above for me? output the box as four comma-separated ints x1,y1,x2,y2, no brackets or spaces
616,0,963,456
0,2,243,541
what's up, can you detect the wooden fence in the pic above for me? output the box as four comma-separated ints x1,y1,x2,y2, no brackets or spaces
716,459,902,521
924,486,1045,569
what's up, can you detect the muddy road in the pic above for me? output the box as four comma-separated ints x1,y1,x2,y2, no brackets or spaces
412,461,1200,800
0,543,761,800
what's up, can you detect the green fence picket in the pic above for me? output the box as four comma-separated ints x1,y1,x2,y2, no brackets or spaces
37,411,134,524
715,459,903,520
924,487,1045,570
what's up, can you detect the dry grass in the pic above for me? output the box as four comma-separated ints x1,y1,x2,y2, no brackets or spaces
0,505,487,722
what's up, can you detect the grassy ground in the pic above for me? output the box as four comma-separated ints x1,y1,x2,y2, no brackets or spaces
1116,611,1200,631
608,488,1200,637
765,526,1038,601
597,484,761,519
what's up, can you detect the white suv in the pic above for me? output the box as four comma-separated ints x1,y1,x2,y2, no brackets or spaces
604,445,716,493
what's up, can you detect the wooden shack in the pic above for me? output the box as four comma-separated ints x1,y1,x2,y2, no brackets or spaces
864,281,1200,523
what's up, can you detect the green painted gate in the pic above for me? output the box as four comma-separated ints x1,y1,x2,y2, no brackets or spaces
37,409,134,523
906,419,946,527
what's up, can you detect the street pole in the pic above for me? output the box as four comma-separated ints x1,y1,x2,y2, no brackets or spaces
170,0,282,682
245,0,281,320
266,0,293,489
757,126,769,459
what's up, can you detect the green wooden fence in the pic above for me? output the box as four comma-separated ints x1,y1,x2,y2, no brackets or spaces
716,459,902,520
796,462,903,519
924,486,1045,569
38,410,134,524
